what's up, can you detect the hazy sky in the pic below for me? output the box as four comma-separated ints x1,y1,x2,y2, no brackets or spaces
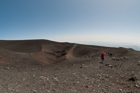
0,0,140,45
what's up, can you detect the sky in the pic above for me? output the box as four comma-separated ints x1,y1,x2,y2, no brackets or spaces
0,0,140,49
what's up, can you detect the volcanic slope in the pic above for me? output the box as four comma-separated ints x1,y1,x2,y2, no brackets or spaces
0,40,75,65
0,39,140,65
0,40,140,92
0,40,111,65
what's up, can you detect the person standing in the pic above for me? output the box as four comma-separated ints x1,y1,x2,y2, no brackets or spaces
101,52,106,60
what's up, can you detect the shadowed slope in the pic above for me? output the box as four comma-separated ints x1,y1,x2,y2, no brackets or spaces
0,39,138,65
0,39,58,53
0,40,77,65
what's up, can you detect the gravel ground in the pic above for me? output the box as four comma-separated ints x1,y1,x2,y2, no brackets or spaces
0,40,140,93
0,55,140,93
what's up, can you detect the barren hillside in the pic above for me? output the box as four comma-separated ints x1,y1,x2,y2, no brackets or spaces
0,39,140,93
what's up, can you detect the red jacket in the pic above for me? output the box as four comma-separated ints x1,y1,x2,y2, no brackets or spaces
101,53,106,57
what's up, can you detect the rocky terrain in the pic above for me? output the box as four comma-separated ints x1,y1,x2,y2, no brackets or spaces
0,39,140,93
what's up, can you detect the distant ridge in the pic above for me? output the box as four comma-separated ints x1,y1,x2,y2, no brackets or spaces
0,39,138,65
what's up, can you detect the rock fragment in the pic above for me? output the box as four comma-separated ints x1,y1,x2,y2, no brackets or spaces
105,64,113,68
128,76,138,82
119,89,123,92
85,85,89,88
135,81,140,88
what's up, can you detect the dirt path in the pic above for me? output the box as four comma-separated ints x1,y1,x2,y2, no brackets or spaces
66,44,77,59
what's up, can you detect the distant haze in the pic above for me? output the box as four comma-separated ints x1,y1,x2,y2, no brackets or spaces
73,41,140,51
0,0,140,48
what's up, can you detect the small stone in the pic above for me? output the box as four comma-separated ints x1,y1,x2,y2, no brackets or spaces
46,90,50,92
53,77,59,81
23,78,25,81
111,83,114,86
85,77,89,80
73,73,76,75
105,64,109,66
119,89,122,92
128,76,138,81
105,64,113,68
32,69,35,71
33,90,37,93
52,88,56,91
6,67,10,70
108,65,113,68
100,62,104,64
112,57,116,60
135,84,140,88
85,85,89,88
124,56,128,59
116,58,120,60
135,81,140,88
40,76,46,81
